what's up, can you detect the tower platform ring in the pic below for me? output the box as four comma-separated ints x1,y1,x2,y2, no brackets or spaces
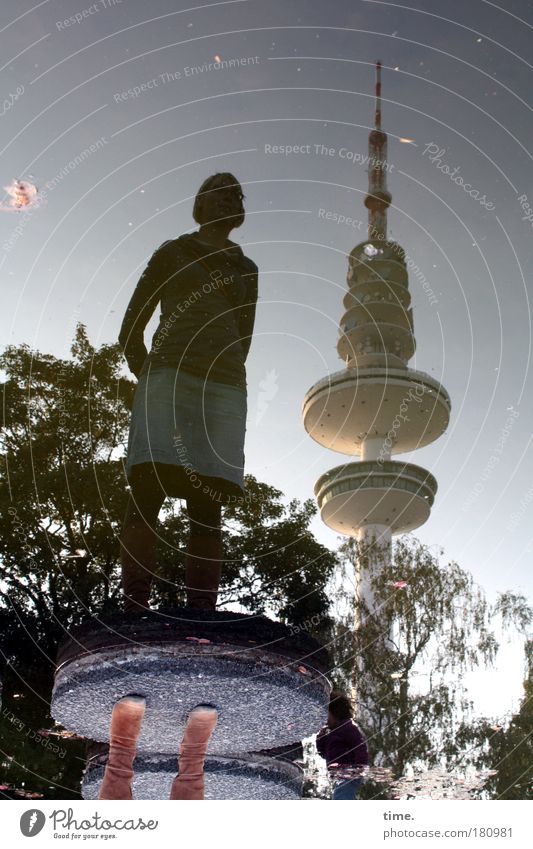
343,281,411,311
314,460,438,535
337,322,416,362
302,367,450,455
348,261,408,290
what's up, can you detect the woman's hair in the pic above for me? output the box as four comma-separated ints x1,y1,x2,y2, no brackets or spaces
328,689,353,721
193,172,245,228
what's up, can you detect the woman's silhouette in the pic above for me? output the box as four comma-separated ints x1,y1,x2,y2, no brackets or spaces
118,173,258,612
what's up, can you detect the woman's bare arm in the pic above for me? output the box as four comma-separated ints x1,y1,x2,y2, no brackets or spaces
238,260,259,362
118,241,172,377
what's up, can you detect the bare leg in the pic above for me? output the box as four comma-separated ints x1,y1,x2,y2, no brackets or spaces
98,695,146,800
120,522,158,613
184,494,223,610
120,465,166,614
169,705,218,800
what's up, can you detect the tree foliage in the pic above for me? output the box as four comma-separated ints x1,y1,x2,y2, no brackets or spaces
0,325,337,796
330,535,532,787
451,639,533,799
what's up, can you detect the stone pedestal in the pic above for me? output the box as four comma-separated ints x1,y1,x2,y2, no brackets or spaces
52,609,330,755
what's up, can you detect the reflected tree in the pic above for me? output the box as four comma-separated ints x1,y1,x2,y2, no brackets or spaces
0,324,337,797
329,535,532,794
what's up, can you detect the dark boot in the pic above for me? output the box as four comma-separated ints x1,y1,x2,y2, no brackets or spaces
169,705,218,800
98,695,146,800
184,535,223,610
120,522,156,614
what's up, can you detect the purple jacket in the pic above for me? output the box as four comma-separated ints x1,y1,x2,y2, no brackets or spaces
316,720,369,767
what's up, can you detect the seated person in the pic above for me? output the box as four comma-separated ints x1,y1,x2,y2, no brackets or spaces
316,690,369,800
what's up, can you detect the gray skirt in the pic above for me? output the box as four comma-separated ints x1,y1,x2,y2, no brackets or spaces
124,366,247,501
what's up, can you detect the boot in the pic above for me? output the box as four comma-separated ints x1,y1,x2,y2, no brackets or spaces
169,705,218,800
184,535,223,610
98,695,146,800
120,522,157,614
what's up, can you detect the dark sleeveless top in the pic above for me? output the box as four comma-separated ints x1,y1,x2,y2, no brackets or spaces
118,231,258,388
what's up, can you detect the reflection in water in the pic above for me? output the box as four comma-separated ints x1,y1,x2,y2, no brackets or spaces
388,767,498,800
328,765,498,799
329,765,393,783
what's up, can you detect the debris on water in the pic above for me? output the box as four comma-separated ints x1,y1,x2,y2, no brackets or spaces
330,765,393,783
1,179,38,211
388,767,498,799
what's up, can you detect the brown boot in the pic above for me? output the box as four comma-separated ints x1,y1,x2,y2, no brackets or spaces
98,695,146,800
169,705,218,800
184,535,223,610
120,522,157,614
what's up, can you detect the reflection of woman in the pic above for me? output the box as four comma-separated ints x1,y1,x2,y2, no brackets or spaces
118,173,258,612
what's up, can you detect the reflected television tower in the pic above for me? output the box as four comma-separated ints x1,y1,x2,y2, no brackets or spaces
302,62,451,710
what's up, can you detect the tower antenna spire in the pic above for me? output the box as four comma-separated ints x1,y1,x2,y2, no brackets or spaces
364,60,392,239
375,60,382,130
